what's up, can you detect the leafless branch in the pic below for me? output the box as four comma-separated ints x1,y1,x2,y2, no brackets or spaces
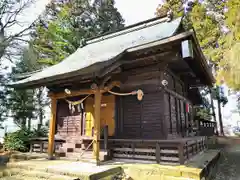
0,0,37,61
3,0,33,30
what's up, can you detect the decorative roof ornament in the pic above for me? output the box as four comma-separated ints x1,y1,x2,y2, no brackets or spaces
136,89,144,101
162,79,168,86
65,88,71,95
91,83,98,90
79,38,87,48
166,9,173,22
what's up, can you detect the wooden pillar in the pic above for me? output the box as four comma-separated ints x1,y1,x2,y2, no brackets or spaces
40,142,43,153
104,125,108,151
156,143,161,164
48,95,57,159
93,89,102,164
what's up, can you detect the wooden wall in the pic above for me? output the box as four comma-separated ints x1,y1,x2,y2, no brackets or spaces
116,65,165,139
114,65,194,140
56,95,116,139
85,95,115,137
56,97,84,138
163,70,192,139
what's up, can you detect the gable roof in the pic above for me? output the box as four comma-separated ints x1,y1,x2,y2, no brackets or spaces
11,16,183,88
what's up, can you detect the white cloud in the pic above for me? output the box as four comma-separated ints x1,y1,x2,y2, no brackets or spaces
115,0,161,25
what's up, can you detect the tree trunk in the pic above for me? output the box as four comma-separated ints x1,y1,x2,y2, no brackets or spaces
209,88,218,135
37,88,44,131
21,119,27,129
217,98,224,136
28,118,31,131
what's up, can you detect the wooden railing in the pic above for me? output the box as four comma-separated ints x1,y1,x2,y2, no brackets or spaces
104,136,207,165
29,137,64,153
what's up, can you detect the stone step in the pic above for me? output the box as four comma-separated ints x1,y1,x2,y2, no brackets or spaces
65,151,107,162
0,175,46,180
0,168,80,180
2,168,77,180
6,159,122,180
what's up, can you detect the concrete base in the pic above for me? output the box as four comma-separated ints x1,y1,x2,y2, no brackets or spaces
6,159,122,180
106,149,220,180
2,150,220,180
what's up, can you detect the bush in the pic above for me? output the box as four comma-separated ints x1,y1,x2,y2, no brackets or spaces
4,127,48,152
30,126,48,137
4,128,31,152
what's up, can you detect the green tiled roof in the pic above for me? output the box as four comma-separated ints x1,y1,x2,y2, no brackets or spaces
11,17,182,88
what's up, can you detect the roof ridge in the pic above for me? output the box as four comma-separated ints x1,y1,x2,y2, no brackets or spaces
86,16,171,45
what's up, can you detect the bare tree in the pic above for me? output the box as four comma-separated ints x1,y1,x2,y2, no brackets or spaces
0,0,37,64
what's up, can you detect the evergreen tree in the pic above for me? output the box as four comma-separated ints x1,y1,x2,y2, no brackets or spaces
32,0,125,65
0,73,8,128
156,0,224,63
217,0,240,90
7,49,36,129
6,45,49,130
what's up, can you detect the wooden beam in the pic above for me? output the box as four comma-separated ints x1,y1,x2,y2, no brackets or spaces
48,95,57,159
48,89,94,99
122,51,177,65
127,31,193,53
93,88,102,165
163,87,191,104
48,81,121,100
103,81,121,92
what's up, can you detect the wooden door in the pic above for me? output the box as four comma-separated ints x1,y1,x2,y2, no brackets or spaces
141,92,164,139
85,97,94,136
121,91,164,139
122,95,141,138
100,95,115,136
84,95,115,137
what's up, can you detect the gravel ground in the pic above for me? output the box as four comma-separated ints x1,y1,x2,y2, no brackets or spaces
213,144,240,180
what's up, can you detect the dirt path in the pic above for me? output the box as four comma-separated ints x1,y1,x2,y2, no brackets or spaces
213,143,240,180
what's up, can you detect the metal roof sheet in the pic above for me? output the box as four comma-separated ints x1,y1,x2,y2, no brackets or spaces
11,17,182,88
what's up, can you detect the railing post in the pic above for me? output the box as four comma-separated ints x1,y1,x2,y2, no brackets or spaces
29,142,33,153
178,143,185,165
40,142,43,153
132,142,135,159
156,142,160,163
104,125,108,151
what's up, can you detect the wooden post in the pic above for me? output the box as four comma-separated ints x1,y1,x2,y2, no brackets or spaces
93,89,102,165
40,142,43,153
178,143,185,165
29,142,33,153
48,95,57,160
156,143,161,163
104,125,108,151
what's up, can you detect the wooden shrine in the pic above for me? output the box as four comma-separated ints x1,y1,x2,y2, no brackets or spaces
11,15,215,165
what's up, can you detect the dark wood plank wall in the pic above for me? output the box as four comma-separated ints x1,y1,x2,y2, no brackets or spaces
116,65,165,139
163,69,192,139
